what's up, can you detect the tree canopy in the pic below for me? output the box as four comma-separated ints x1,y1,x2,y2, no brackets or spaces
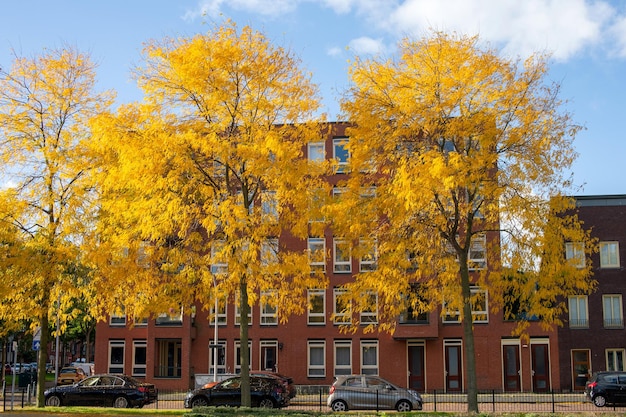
335,31,595,412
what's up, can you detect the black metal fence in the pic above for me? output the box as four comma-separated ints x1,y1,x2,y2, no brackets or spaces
4,383,626,413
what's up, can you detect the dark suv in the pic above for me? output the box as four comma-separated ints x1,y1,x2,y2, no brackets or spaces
585,371,626,407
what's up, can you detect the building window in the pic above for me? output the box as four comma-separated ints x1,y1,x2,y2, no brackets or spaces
600,241,620,268
361,340,378,375
308,141,325,162
471,286,488,323
606,349,625,371
155,339,182,378
333,137,349,173
399,284,429,323
334,288,352,324
260,291,278,325
260,340,278,371
261,191,278,223
108,340,125,374
155,307,183,325
209,298,227,325
109,309,126,327
209,340,226,376
565,242,585,268
211,240,228,275
360,291,378,324
235,301,253,326
334,340,352,376
333,238,352,273
235,341,252,374
308,289,326,325
307,340,325,377
469,234,486,270
359,239,377,272
132,340,147,377
603,294,623,328
261,239,279,267
308,238,326,272
442,300,461,323
568,296,589,328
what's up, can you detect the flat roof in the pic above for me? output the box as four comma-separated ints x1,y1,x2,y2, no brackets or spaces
574,195,626,207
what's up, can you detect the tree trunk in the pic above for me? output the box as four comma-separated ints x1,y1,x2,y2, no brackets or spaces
239,277,251,407
459,255,479,413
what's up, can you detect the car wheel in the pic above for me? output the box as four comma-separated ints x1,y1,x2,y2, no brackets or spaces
331,399,349,411
396,399,412,412
191,396,209,407
258,397,276,408
45,395,62,407
593,394,607,407
113,396,130,408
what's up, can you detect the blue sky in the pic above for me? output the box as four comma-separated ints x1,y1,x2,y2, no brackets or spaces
1,0,625,196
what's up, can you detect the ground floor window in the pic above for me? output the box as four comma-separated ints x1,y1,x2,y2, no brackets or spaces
607,348,625,372
108,340,124,374
308,340,325,377
155,339,182,378
360,340,378,375
132,340,147,377
209,340,226,376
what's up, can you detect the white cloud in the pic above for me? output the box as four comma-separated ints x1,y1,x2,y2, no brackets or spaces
326,46,343,57
187,0,298,19
608,14,626,57
348,37,386,55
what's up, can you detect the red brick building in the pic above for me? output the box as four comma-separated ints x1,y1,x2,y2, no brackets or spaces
94,122,561,392
557,195,626,391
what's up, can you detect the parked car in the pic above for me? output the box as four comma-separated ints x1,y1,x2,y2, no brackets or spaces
185,375,289,409
200,371,296,399
327,375,423,412
45,374,158,408
56,366,86,385
11,363,31,374
585,371,626,407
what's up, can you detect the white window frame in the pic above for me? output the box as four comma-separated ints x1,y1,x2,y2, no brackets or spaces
209,297,227,325
209,339,226,376
308,141,325,162
261,191,278,222
469,233,486,270
261,238,279,267
360,340,379,375
109,308,126,326
565,242,585,268
235,302,253,326
307,340,326,377
132,340,147,377
471,286,488,323
333,288,352,324
359,239,377,272
568,295,589,328
260,340,279,371
600,241,620,268
211,240,228,275
234,341,252,374
333,238,352,273
308,237,326,272
307,289,326,325
606,349,626,371
334,340,352,376
360,291,378,324
333,137,350,173
603,294,623,328
260,290,278,325
108,340,125,374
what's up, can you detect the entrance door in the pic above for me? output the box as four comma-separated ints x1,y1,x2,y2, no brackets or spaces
408,344,425,391
572,350,590,391
445,342,463,392
531,343,550,392
503,344,521,391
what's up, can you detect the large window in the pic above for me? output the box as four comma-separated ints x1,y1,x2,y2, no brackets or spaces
399,284,429,324
469,234,486,270
333,238,352,273
308,340,325,377
333,137,349,173
260,290,278,325
132,340,147,377
308,141,325,162
334,340,352,376
568,296,589,328
361,340,378,375
308,238,326,272
607,349,625,371
260,340,278,371
603,294,623,328
109,309,126,327
108,340,125,374
360,291,378,324
209,340,226,376
155,339,182,378
600,241,620,268
235,341,251,374
359,239,377,272
308,289,326,325
565,242,585,268
209,298,227,325
471,287,488,323
334,288,352,324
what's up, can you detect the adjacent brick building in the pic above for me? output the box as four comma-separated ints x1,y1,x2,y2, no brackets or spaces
94,122,564,392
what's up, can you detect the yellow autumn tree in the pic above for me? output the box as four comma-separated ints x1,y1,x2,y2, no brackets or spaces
0,47,114,406
335,32,595,412
87,21,327,406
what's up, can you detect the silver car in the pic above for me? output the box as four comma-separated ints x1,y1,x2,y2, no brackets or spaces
327,375,423,412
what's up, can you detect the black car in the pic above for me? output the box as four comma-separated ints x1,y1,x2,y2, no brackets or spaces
185,375,289,409
44,374,158,408
585,371,626,407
